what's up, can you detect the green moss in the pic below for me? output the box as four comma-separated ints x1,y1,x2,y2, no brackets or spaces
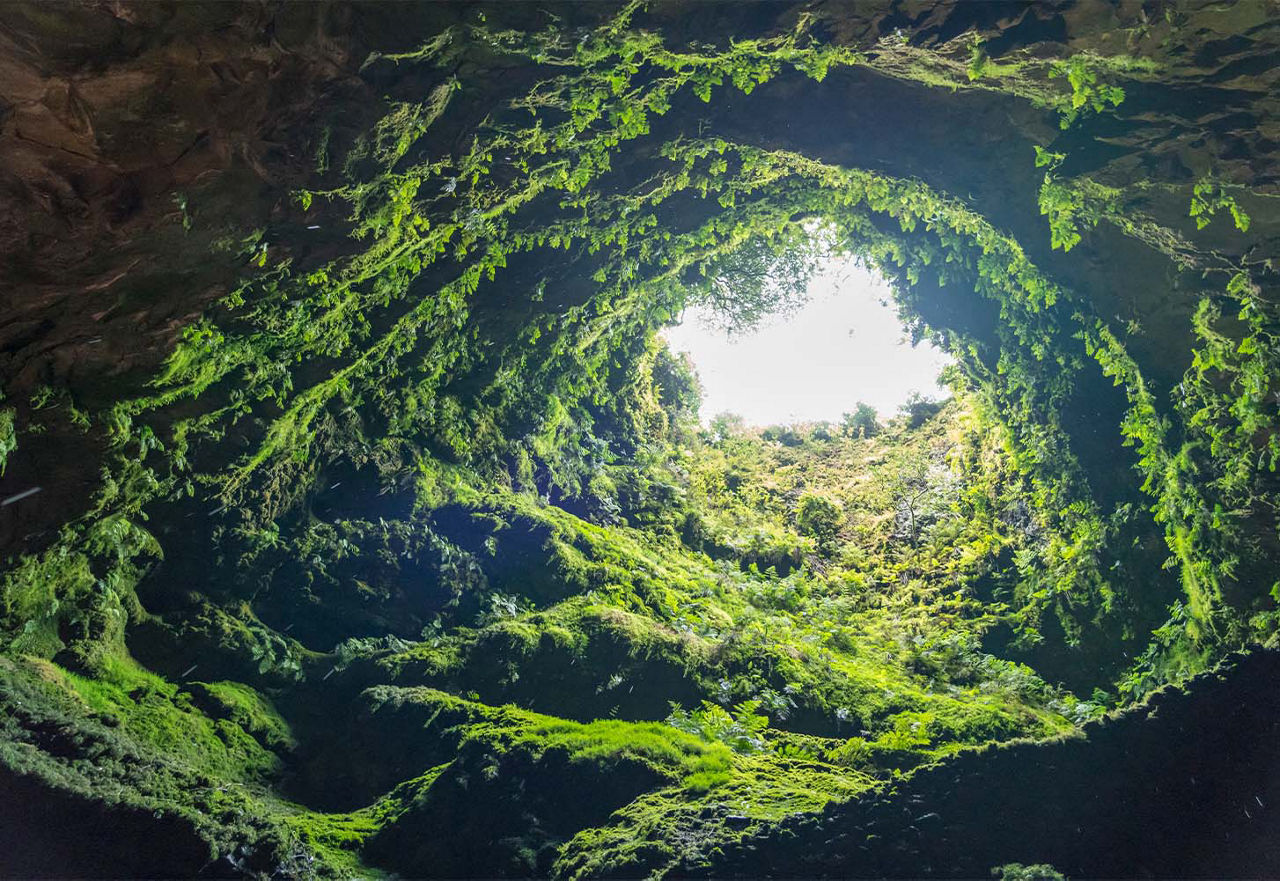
555,747,876,879
0,654,309,871
277,807,388,879
59,654,285,784
1,548,97,658
0,405,14,475
333,688,735,876
185,681,296,753
1,3,1275,875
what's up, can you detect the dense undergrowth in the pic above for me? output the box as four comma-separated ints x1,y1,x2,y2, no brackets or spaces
0,390,1095,878
0,2,1276,876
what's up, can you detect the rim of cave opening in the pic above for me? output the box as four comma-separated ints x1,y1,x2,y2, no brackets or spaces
0,2,1278,878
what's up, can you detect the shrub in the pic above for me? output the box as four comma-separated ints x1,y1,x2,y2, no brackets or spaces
897,392,944,429
665,699,771,754
840,402,881,438
795,492,843,551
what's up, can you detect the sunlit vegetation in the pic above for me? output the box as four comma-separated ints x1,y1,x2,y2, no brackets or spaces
0,1,1275,877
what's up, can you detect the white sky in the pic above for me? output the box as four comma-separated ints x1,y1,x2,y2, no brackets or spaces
662,256,952,426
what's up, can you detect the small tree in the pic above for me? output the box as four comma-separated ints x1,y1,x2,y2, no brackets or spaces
690,229,834,336
898,392,943,429
707,410,746,443
890,449,934,545
889,447,959,545
840,402,881,438
761,424,804,447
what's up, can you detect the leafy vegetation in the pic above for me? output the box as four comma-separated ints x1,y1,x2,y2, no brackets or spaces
0,401,14,475
0,2,1273,877
1047,54,1127,129
1189,176,1251,232
841,402,882,438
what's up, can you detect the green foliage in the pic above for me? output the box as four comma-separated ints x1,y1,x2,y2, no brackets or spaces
554,746,871,880
665,699,771,754
1079,262,1280,659
966,36,990,82
185,680,296,753
13,7,1149,702
1,512,158,667
795,492,843,551
1189,176,1251,231
692,227,831,336
0,4,1272,876
841,402,881,438
898,392,945,429
0,405,14,475
1048,54,1126,128
1033,146,1065,170
1037,174,1121,252
518,716,735,791
0,654,311,872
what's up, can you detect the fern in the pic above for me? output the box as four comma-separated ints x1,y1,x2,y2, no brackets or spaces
666,699,771,754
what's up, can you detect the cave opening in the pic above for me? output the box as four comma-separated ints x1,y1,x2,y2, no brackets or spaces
663,249,952,428
0,2,1278,878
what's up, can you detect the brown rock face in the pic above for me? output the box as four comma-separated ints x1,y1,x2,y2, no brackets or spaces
0,2,385,548
1,3,355,393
